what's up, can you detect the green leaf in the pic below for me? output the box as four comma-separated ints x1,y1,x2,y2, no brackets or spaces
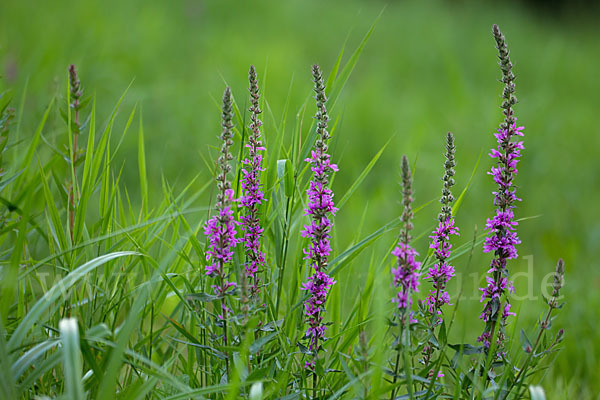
452,150,481,216
73,96,97,243
249,382,264,400
138,111,149,212
250,332,278,354
276,159,294,197
298,342,311,355
337,136,390,209
284,158,294,197
329,217,400,276
529,385,547,400
448,343,483,356
17,351,62,396
438,321,447,347
325,34,346,94
59,318,85,400
327,10,382,112
38,160,68,252
96,241,187,399
162,384,244,400
186,292,220,303
12,339,58,380
0,320,17,400
521,328,533,353
15,98,55,190
8,252,139,350
395,390,429,399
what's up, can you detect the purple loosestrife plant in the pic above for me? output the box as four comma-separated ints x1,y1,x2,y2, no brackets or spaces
391,156,420,325
300,64,338,371
478,24,524,351
424,132,459,322
239,65,266,300
204,87,239,329
390,155,420,400
421,133,459,378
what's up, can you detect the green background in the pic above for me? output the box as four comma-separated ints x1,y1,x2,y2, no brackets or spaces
1,0,598,395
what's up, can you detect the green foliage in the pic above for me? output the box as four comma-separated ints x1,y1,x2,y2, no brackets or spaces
0,1,589,398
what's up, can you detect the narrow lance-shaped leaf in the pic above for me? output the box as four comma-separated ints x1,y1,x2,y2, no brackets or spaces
59,318,85,400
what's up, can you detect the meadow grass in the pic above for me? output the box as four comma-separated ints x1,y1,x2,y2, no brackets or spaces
0,0,597,398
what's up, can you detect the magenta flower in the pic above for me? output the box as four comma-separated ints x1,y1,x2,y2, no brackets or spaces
478,24,523,351
301,65,338,369
239,66,266,298
391,156,420,324
204,87,239,321
391,242,420,312
205,189,238,294
424,133,459,320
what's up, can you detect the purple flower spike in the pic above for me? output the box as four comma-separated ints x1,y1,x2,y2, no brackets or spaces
204,87,239,322
239,66,266,299
391,156,420,324
478,24,524,352
424,132,459,321
301,65,337,368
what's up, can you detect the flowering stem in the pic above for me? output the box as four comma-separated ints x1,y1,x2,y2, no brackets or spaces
240,65,266,303
390,155,420,400
300,65,338,376
422,132,458,375
204,87,238,378
479,24,523,354
217,169,230,375
68,64,83,243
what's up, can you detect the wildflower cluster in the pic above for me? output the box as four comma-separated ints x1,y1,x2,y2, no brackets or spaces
0,19,569,400
391,156,420,323
424,132,459,322
239,65,266,299
204,87,239,319
478,24,524,350
300,64,338,368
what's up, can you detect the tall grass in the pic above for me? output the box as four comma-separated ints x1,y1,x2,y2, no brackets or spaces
0,21,566,400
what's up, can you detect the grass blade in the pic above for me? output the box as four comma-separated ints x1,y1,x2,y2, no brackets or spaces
8,251,139,350
59,318,85,400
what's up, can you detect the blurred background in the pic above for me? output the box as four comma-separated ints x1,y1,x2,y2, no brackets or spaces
1,0,598,395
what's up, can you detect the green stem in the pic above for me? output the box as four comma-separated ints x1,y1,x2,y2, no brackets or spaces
508,303,554,399
390,321,404,400
275,195,293,316
219,266,230,377
313,369,317,400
